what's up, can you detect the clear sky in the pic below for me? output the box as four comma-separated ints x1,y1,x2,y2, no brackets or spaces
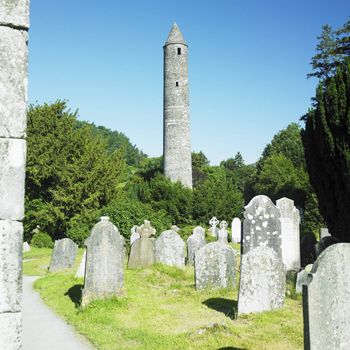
28,1,350,165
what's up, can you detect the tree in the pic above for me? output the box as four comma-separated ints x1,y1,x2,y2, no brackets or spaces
302,61,350,242
192,151,209,187
220,152,244,171
25,101,125,243
335,18,350,57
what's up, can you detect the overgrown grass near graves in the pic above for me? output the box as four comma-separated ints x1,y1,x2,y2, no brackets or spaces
25,249,303,350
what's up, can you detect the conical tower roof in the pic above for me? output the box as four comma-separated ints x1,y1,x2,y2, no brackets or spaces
165,22,187,46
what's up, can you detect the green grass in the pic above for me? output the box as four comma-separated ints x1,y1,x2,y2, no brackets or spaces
23,247,84,276
26,248,303,350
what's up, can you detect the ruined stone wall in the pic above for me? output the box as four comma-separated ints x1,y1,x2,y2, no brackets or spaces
0,1,29,348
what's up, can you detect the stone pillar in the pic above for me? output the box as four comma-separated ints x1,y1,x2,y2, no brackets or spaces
0,1,29,349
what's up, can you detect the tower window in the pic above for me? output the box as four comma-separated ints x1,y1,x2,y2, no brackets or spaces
177,47,181,55
176,81,179,87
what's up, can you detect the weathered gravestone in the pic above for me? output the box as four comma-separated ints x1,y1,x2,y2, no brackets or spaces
320,227,331,239
238,246,286,315
82,217,125,306
217,221,229,244
276,197,301,271
300,233,317,267
187,226,206,266
242,195,282,258
75,249,86,278
49,238,77,272
303,243,350,350
155,225,185,268
231,217,241,243
209,216,219,237
130,225,140,245
22,241,30,252
195,242,237,290
128,220,156,268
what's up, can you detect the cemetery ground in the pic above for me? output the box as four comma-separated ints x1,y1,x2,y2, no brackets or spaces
24,247,303,350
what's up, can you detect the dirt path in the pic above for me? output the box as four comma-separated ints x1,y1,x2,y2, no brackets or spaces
22,276,94,350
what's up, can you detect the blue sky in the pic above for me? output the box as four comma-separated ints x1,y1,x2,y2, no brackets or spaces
29,1,350,165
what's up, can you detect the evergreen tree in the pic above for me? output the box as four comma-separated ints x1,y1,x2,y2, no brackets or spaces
302,61,350,242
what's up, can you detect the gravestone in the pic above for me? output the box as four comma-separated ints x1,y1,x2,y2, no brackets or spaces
300,233,317,267
49,238,77,272
75,249,86,278
23,241,30,252
195,242,237,290
238,246,286,315
276,197,301,270
209,216,219,237
242,195,282,258
217,221,229,244
296,264,313,294
320,227,330,239
155,225,185,268
187,226,206,265
231,217,241,243
128,220,156,268
303,243,350,350
82,217,125,306
130,225,140,245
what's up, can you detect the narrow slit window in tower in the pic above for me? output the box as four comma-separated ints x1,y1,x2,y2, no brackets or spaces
177,47,181,55
176,81,179,87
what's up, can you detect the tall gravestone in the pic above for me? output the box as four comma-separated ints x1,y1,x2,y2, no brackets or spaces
0,1,29,348
187,226,206,266
303,243,350,350
276,197,301,271
195,242,237,290
82,217,125,306
217,221,229,244
242,195,282,258
238,246,286,315
128,220,156,269
231,217,241,243
49,238,78,272
155,225,185,268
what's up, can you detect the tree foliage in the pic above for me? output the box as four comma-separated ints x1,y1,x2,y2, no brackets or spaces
25,101,125,243
302,61,350,242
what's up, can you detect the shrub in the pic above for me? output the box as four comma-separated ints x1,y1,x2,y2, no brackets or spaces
31,231,54,248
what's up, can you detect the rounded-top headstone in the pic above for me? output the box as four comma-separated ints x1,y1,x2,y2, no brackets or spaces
243,195,281,258
187,226,206,265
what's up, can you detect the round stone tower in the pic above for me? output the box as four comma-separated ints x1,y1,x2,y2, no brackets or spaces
163,23,193,188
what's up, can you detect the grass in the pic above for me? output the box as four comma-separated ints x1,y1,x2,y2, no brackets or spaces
25,248,303,350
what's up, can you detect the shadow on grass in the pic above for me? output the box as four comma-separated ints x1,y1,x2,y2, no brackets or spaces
65,284,83,308
218,347,247,350
202,298,237,320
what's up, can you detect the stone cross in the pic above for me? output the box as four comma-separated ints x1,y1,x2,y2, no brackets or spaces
82,217,125,306
303,243,350,349
209,217,219,237
137,220,156,238
128,220,156,268
276,197,301,271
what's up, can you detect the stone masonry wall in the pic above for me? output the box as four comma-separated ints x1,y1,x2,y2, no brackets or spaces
0,1,29,349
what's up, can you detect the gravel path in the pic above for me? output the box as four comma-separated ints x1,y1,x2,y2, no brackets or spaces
22,276,94,350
